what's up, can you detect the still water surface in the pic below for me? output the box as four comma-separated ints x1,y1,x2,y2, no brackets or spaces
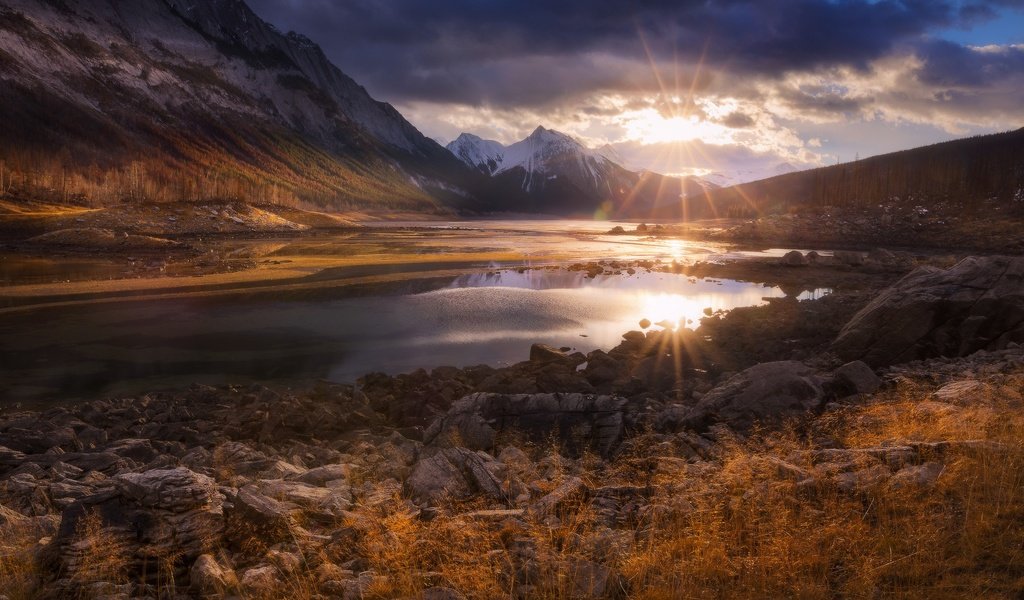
0,268,827,402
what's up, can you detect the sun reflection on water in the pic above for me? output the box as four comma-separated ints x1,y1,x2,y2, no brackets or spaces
639,292,706,329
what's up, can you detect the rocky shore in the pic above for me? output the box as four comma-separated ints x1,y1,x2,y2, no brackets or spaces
1,256,1022,599
610,208,1024,254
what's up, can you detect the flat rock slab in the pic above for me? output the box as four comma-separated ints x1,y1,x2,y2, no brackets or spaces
682,361,825,431
424,392,627,457
833,256,1024,366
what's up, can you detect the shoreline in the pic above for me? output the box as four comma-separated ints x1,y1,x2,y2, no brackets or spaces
0,254,1021,597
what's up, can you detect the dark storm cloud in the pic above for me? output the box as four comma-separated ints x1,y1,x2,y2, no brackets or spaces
245,0,1021,107
915,39,1024,87
719,112,757,128
780,87,874,117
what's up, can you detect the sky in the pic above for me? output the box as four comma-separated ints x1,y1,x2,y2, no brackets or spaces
247,0,1024,182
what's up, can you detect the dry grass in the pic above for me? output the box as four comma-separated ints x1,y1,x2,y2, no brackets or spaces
4,376,1022,599
0,516,42,599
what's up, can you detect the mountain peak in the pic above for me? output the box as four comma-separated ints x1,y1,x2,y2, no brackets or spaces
526,125,575,144
453,132,484,144
446,133,505,174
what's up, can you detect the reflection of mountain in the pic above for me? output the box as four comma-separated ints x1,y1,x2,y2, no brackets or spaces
447,127,718,218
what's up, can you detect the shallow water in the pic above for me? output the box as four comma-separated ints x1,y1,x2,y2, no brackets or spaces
1,219,821,286
0,268,828,402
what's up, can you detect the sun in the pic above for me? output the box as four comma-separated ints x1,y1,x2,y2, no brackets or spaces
618,107,737,146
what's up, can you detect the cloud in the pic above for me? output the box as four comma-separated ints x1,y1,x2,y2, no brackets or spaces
245,0,1024,178
718,112,757,129
247,0,974,107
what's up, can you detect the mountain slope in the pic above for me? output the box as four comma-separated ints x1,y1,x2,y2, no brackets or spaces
0,0,477,211
682,128,1024,220
447,126,716,217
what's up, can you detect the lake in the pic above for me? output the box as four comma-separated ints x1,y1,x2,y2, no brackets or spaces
0,220,829,403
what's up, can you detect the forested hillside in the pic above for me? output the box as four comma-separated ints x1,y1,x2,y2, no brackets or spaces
679,128,1024,220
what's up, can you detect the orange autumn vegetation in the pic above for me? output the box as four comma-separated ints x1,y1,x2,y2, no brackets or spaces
2,379,1022,599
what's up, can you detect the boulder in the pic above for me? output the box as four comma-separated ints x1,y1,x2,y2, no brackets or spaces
405,448,506,506
780,250,808,266
228,484,299,543
833,250,865,266
44,468,225,584
530,477,588,517
529,344,571,363
833,360,882,396
682,361,825,431
190,553,237,596
583,351,625,386
866,247,896,265
889,462,944,489
934,380,992,405
833,256,1024,366
424,393,627,457
290,464,352,486
239,565,279,594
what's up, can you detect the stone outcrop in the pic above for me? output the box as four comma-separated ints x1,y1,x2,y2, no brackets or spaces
834,256,1024,366
405,447,508,506
424,393,627,457
43,467,225,584
682,361,825,431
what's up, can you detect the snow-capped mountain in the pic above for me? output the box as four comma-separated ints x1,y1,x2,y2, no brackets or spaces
447,126,718,217
447,133,506,175
0,0,475,210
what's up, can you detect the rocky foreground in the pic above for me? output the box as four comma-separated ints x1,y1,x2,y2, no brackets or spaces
0,256,1022,599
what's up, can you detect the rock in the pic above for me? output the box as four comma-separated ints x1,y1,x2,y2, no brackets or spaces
239,565,279,593
103,438,160,464
290,463,352,486
424,393,627,457
531,477,587,517
44,468,225,584
833,256,1024,366
0,503,29,527
780,250,808,266
530,344,570,363
422,586,467,600
266,548,303,574
682,361,825,431
889,462,944,489
583,351,625,386
834,464,891,493
565,558,614,599
114,468,218,512
639,318,651,329
934,380,992,405
224,484,302,548
833,250,865,266
405,448,506,505
190,554,237,596
867,247,896,265
833,360,882,395
255,480,335,509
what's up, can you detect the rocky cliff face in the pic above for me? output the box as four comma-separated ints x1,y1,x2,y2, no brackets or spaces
0,0,475,210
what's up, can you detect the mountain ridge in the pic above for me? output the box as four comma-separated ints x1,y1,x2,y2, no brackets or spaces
0,0,479,211
682,127,1024,220
447,126,718,218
